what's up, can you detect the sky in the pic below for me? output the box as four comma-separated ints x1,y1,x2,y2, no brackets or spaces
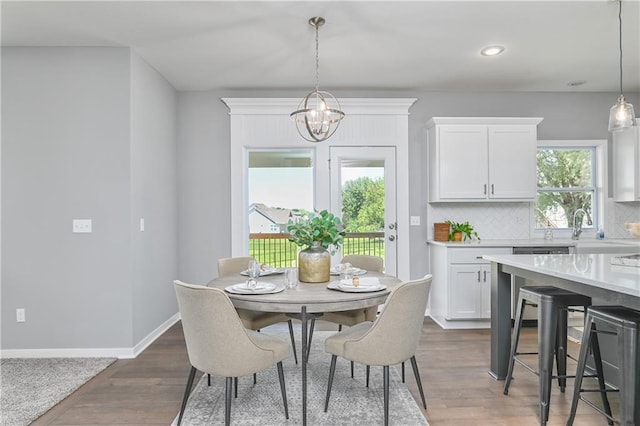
248,166,383,211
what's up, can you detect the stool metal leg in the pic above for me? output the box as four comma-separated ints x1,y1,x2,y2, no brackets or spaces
567,315,593,426
538,297,558,425
504,296,527,395
589,324,613,425
555,308,569,392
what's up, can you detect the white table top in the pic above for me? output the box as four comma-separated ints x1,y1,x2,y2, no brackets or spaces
484,253,640,298
207,271,402,314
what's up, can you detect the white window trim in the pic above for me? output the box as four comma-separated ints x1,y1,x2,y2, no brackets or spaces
533,139,607,239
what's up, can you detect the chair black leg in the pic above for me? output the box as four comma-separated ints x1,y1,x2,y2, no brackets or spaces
383,365,390,426
207,373,211,386
401,361,405,383
324,355,338,412
177,366,197,426
234,377,238,398
338,324,342,332
366,365,370,388
287,320,298,365
276,361,289,419
351,361,354,378
253,373,257,385
410,356,427,409
224,377,232,426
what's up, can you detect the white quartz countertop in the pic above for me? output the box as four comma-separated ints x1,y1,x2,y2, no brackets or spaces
427,238,640,249
484,253,640,298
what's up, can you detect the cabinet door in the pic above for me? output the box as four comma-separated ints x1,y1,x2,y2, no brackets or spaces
613,125,640,201
480,266,491,319
448,264,482,319
488,126,537,199
438,125,488,199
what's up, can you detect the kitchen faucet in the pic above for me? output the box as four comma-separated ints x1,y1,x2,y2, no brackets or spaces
571,208,592,240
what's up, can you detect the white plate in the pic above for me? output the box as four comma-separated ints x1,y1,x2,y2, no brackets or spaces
225,282,284,294
329,267,367,276
327,279,386,293
240,267,284,277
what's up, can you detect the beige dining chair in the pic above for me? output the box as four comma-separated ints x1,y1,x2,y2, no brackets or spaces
309,255,383,375
173,280,289,426
323,274,432,426
217,256,298,365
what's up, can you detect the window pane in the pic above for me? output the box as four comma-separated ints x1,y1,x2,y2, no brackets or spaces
537,149,593,188
535,191,593,229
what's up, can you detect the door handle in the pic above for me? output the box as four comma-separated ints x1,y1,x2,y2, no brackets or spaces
483,184,487,195
388,223,396,230
388,235,396,242
491,184,494,195
477,271,481,282
483,270,487,282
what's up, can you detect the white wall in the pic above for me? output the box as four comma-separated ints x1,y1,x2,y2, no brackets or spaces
1,47,178,356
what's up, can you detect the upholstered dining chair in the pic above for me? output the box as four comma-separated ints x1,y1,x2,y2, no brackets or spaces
323,274,432,426
173,280,289,426
217,256,298,365
309,255,383,375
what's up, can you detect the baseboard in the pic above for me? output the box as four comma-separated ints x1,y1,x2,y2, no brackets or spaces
1,313,180,359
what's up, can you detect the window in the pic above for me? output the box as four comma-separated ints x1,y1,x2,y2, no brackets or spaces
535,140,606,232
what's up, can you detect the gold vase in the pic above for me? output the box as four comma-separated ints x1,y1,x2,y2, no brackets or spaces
298,241,330,283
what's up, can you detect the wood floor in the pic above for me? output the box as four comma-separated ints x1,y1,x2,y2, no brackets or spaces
33,318,615,425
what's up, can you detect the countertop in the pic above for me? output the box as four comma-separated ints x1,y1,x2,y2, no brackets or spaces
483,253,640,298
427,238,640,249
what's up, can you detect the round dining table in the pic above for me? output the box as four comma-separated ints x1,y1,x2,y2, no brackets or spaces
207,271,401,426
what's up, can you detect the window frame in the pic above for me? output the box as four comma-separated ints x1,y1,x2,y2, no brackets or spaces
533,140,607,239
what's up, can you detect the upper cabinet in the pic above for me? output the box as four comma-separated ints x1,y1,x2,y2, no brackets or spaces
427,117,543,202
613,123,640,202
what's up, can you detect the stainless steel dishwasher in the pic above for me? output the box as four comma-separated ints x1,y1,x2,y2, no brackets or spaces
511,246,571,321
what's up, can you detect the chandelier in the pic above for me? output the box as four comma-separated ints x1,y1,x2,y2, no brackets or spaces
608,0,636,132
291,17,345,143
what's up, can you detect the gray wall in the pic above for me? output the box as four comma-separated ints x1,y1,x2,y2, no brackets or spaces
1,47,178,351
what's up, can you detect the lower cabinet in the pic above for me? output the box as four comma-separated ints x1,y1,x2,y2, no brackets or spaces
428,244,511,329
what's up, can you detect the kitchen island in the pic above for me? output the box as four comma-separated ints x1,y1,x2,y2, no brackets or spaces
484,252,640,381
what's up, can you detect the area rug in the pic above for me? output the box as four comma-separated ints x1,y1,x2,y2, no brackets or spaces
172,332,428,425
0,357,116,426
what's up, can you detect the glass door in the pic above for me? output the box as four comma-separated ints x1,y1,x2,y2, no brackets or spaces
330,147,397,275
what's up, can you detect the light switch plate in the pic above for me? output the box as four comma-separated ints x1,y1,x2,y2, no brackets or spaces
410,216,421,226
73,219,92,233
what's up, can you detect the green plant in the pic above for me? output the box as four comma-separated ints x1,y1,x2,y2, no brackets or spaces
446,220,480,241
287,210,346,253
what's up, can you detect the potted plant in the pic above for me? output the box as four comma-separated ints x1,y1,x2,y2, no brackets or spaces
446,220,480,242
287,210,346,282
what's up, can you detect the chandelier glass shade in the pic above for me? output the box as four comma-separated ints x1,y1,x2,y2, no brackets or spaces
608,0,636,132
291,17,345,143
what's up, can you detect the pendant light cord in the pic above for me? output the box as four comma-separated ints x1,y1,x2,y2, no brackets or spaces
618,0,623,95
315,21,320,93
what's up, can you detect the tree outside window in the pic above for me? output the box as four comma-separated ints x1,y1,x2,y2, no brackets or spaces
535,148,596,229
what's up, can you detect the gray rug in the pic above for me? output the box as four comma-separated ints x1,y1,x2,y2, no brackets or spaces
173,332,428,425
0,357,116,426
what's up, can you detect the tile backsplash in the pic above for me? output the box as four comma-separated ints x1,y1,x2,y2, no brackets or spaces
427,200,640,240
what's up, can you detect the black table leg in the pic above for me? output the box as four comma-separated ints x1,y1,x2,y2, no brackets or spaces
301,305,308,426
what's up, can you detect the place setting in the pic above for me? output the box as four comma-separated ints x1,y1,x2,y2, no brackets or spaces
226,260,286,294
327,276,386,293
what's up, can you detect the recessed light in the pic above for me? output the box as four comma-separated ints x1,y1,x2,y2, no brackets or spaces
480,45,505,56
568,80,587,87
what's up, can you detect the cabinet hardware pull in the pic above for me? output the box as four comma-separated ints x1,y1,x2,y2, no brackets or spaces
477,271,481,282
483,184,487,195
475,256,483,259
491,184,494,195
483,270,487,282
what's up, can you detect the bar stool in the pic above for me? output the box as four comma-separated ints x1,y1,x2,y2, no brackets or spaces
567,305,640,426
503,286,592,425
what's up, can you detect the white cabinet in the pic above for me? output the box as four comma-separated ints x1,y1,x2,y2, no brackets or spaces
613,123,640,202
427,117,543,202
428,244,511,329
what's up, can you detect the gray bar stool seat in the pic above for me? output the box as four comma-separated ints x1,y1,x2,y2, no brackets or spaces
567,305,640,426
503,286,592,425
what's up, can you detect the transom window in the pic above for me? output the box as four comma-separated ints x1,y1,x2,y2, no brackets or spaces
535,140,606,231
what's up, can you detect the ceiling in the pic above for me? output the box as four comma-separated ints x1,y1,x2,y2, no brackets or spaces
2,1,639,93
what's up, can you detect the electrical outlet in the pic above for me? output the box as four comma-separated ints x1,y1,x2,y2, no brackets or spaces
16,308,25,323
73,219,92,233
410,216,421,226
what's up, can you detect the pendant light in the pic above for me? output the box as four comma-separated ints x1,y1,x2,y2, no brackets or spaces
291,17,345,143
608,0,636,132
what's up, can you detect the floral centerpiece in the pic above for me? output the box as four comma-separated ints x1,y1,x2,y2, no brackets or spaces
287,210,346,282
